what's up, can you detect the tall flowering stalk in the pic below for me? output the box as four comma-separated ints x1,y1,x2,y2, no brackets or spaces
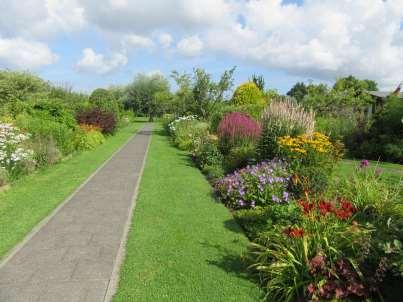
215,159,290,209
217,112,261,153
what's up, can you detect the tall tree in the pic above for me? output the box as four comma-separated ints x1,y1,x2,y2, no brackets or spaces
287,82,308,102
124,73,170,121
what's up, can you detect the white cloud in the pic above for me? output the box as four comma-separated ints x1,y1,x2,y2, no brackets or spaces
122,34,154,50
0,0,85,39
177,35,203,57
0,37,58,69
158,33,173,49
206,0,403,88
76,48,127,74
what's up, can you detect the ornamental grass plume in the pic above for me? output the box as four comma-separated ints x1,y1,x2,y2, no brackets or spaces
217,112,261,147
262,97,315,136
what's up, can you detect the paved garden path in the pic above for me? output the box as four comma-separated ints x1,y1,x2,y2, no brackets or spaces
0,124,153,302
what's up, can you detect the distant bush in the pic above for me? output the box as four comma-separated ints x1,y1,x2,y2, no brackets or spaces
232,82,266,107
76,108,117,134
217,112,261,155
258,98,315,160
74,126,106,151
89,88,122,117
316,115,356,141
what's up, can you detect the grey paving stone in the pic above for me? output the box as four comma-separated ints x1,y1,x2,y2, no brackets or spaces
0,124,152,301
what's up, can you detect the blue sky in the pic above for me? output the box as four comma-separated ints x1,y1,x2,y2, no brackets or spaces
1,0,402,94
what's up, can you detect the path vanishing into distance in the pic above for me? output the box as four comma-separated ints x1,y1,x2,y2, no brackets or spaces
0,124,153,302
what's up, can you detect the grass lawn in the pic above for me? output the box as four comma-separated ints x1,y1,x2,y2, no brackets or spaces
335,159,403,185
114,126,262,301
0,120,145,259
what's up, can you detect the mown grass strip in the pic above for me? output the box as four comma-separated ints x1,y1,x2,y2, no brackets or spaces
114,126,262,302
0,120,145,259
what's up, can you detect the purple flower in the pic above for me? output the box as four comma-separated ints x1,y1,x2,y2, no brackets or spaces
283,191,289,202
360,159,369,168
272,195,280,203
251,201,256,208
237,199,245,207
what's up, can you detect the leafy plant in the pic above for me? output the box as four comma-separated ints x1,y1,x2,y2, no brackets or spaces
258,98,315,160
215,159,291,209
76,107,117,134
217,112,261,155
232,82,266,107
277,132,342,194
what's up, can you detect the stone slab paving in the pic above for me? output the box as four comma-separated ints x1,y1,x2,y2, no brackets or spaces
0,124,153,302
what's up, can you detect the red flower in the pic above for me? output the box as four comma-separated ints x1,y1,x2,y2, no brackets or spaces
298,199,314,215
283,227,305,238
335,199,356,220
317,200,334,216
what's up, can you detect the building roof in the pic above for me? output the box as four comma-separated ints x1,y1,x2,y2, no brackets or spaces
367,91,403,98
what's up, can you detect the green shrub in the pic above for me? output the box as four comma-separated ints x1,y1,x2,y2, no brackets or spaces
89,88,122,118
316,115,356,141
193,140,223,170
73,128,106,151
224,143,257,172
15,114,76,155
31,136,62,167
232,82,266,107
168,116,209,152
234,204,300,239
278,132,342,195
258,98,315,160
201,165,225,182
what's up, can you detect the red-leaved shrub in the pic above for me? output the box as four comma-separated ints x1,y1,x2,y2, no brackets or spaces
76,108,117,134
217,112,261,153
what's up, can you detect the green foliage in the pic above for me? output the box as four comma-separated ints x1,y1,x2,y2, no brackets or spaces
0,167,8,187
89,88,122,117
0,71,49,107
171,67,236,118
315,115,356,141
286,82,308,102
193,140,223,170
232,82,266,107
224,143,257,172
15,114,76,155
30,136,62,167
250,74,265,91
73,128,106,151
124,73,170,120
169,117,209,152
347,96,403,163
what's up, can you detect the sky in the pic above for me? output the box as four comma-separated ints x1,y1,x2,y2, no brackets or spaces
0,0,402,94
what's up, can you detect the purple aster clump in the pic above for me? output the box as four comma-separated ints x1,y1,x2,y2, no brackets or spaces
359,159,369,169
214,159,292,209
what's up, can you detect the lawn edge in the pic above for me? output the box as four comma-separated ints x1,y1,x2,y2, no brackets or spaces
104,124,153,302
0,125,141,268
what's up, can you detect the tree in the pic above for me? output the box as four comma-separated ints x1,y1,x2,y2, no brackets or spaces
124,73,170,121
287,82,308,102
232,82,266,106
171,67,236,118
250,74,265,91
89,88,121,117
